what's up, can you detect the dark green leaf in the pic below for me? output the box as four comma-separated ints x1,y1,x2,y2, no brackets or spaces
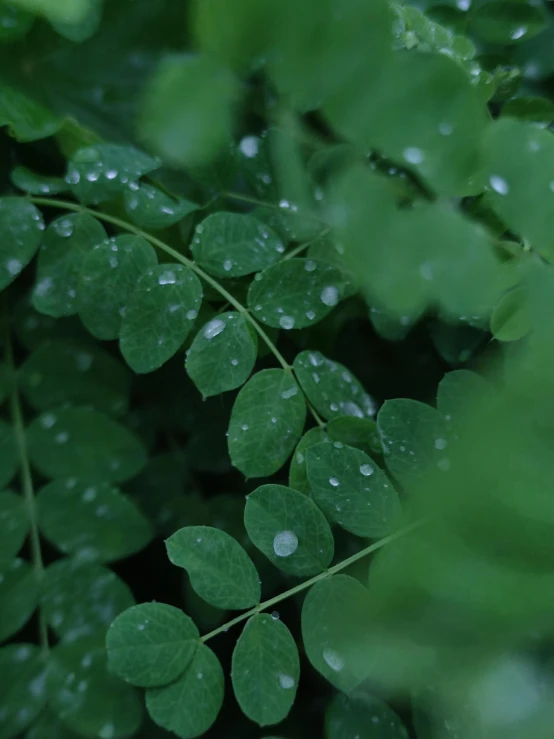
166,525,261,609
0,558,39,642
0,644,48,739
0,420,18,488
0,79,61,141
106,602,199,687
288,427,328,495
0,492,29,564
37,478,153,563
146,644,224,738
244,484,334,576
0,198,44,291
326,416,382,458
186,312,257,397
228,369,306,477
119,263,203,373
25,710,82,739
66,144,160,204
14,293,88,351
19,340,131,416
11,166,67,195
325,691,409,739
293,350,376,421
248,259,349,330
307,442,401,538
191,213,284,277
77,235,158,340
32,213,107,318
0,4,34,42
47,639,142,739
501,96,554,126
27,407,147,482
124,182,198,230
231,614,300,726
470,0,547,45
490,288,531,342
50,0,103,42
42,558,135,642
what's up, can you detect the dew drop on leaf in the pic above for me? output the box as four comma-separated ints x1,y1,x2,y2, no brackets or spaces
273,530,299,557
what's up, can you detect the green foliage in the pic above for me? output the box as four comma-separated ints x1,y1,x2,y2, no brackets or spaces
1,0,554,737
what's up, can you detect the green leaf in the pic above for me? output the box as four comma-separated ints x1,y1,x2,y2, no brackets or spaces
166,525,261,609
191,213,284,277
326,417,383,459
0,4,34,42
119,263,203,373
42,558,134,642
50,0,102,42
11,166,66,195
106,602,199,687
231,614,300,726
8,0,91,25
0,198,44,291
288,427,328,495
301,574,372,692
377,399,450,487
139,54,239,168
482,118,554,261
19,340,131,416
32,213,107,318
490,288,531,342
248,258,349,330
228,369,306,477
0,420,18,488
437,370,492,428
244,484,334,576
25,710,82,739
47,639,142,739
293,350,376,421
77,235,158,340
0,558,39,642
0,492,29,564
186,312,257,397
37,478,153,563
14,293,88,351
146,643,224,739
470,0,547,45
0,79,61,141
65,144,160,205
325,691,409,739
501,96,554,126
124,182,198,230
27,407,147,482
0,644,48,739
307,442,401,538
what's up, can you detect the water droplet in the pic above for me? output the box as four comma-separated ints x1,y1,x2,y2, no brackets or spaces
158,269,176,285
304,260,317,272
456,0,471,9
223,259,233,272
6,258,22,276
278,674,295,689
312,372,320,384
186,309,198,320
83,487,96,502
231,358,239,366
306,310,316,320
403,147,424,165
241,424,249,431
281,385,298,399
329,477,340,487
203,318,226,340
279,199,291,209
320,286,339,306
296,451,304,464
41,413,56,428
510,26,527,40
435,438,447,450
438,121,453,136
323,647,344,672
360,464,374,476
437,457,451,471
54,218,74,238
271,611,280,620
55,432,69,444
489,175,509,195
273,530,298,557
279,315,295,329
239,135,259,158
65,170,80,185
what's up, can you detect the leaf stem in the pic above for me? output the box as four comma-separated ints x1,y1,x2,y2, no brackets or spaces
4,302,49,653
200,518,424,643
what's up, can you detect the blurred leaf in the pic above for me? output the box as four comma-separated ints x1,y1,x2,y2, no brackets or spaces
490,288,531,342
0,644,48,739
0,558,39,642
0,79,61,141
501,96,554,126
0,198,44,291
50,0,103,42
14,294,88,350
437,369,492,427
25,711,82,739
0,4,34,42
0,420,18,488
470,0,547,45
231,614,300,726
0,492,29,565
325,691,408,739
10,166,66,195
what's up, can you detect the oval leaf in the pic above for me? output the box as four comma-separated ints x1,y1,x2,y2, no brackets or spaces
0,420,19,489
0,558,39,642
0,198,44,290
228,369,306,477
124,182,198,229
11,166,67,196
289,427,328,495
0,491,29,564
0,644,48,738
325,691,409,739
166,525,261,609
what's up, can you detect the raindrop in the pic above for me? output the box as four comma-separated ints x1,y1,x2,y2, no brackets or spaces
239,136,259,158
186,309,198,320
279,315,295,329
55,432,69,444
281,385,298,399
360,464,374,477
438,121,453,136
203,318,226,340
437,457,451,471
6,258,22,276
223,259,233,272
304,260,317,272
278,674,295,689
323,647,344,672
273,530,299,557
271,611,280,620
510,26,527,40
329,477,340,487
320,286,339,306
41,413,56,428
158,270,176,285
489,175,509,195
403,147,424,165
434,438,447,450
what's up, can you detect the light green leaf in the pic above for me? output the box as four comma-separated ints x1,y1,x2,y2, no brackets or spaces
490,288,531,342
482,118,554,261
146,643,224,739
0,4,34,42
166,525,261,609
437,370,492,428
0,492,29,564
293,350,376,421
42,558,134,642
119,263,203,373
0,420,18,488
77,235,158,340
377,399,450,487
231,614,300,726
0,558,39,642
0,198,44,291
301,574,373,692
106,602,199,687
501,96,554,126
19,340,131,416
47,639,142,739
65,144,160,204
288,427,328,495
228,369,306,477
326,417,382,458
50,0,102,42
244,484,334,576
0,644,48,739
27,407,147,482
325,691,409,739
307,442,401,538
191,213,284,277
139,54,239,168
37,478,153,563
0,79,61,141
248,258,349,330
32,213,107,318
8,0,91,25
470,0,547,45
186,312,257,397
124,182,198,230
11,166,67,195
25,710,82,739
